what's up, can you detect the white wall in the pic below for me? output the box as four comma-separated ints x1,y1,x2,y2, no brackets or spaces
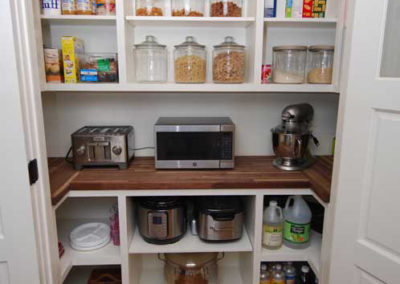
42,92,338,157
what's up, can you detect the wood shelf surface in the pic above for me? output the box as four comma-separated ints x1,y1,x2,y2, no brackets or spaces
48,156,333,206
129,227,252,254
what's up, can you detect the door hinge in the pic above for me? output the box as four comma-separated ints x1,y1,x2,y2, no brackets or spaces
28,159,38,185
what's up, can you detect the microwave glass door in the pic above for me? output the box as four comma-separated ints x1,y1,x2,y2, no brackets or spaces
157,132,232,160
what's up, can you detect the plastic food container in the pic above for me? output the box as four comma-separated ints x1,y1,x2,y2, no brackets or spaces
307,45,334,84
213,36,245,83
96,0,116,15
136,0,164,15
272,46,307,84
134,36,167,83
172,0,204,16
76,0,95,14
174,36,206,83
160,253,224,284
210,0,242,17
80,53,118,83
62,0,76,14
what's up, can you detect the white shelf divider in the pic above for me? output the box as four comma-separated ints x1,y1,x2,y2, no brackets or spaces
44,83,337,93
58,219,121,282
129,227,253,254
260,231,322,275
40,15,116,23
126,16,256,27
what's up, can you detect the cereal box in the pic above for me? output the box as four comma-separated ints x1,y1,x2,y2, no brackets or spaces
312,0,327,18
302,0,313,18
61,36,84,83
286,0,303,18
44,48,63,83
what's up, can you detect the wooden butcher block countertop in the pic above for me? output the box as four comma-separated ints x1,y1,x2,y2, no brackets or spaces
48,156,333,205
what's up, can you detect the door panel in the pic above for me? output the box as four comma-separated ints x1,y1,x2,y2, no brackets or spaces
0,262,10,284
327,0,400,283
358,270,385,284
365,110,400,254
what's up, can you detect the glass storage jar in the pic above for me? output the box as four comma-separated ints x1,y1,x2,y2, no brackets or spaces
174,36,206,83
307,45,334,84
210,0,242,17
172,0,204,16
160,253,224,284
76,0,95,14
134,36,167,83
272,46,307,84
136,0,164,15
62,0,76,15
213,36,245,83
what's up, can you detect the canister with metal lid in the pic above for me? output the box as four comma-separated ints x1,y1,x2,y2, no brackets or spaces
272,45,307,84
307,45,334,84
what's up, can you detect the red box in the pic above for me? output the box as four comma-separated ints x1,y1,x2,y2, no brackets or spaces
302,0,314,17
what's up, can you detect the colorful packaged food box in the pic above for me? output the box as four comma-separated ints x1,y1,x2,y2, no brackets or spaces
302,0,313,17
61,36,84,83
80,53,119,83
44,48,63,83
285,0,303,18
97,0,116,15
312,0,327,18
261,64,272,84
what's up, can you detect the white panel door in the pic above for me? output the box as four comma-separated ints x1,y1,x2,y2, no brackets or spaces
0,0,41,283
328,0,400,283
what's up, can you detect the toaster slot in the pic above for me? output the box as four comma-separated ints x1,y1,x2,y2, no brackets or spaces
88,142,111,161
88,144,96,161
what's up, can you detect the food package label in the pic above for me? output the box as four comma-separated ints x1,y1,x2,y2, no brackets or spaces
312,0,326,17
80,69,98,82
44,48,63,82
285,0,302,18
302,0,313,17
283,220,310,244
61,37,84,83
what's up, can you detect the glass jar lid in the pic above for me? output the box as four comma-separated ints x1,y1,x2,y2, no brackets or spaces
175,36,205,49
165,253,219,269
214,36,244,49
134,35,166,49
273,45,307,51
309,45,334,52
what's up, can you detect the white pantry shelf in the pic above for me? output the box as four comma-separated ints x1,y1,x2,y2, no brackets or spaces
129,227,253,254
58,218,121,282
41,15,116,24
126,16,256,27
43,83,337,93
264,17,337,23
139,265,243,284
260,231,322,275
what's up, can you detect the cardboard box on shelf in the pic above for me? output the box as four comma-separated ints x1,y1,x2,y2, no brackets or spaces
312,0,327,18
44,48,63,83
61,36,84,83
302,0,314,17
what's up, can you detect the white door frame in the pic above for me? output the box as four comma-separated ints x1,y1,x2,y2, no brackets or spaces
6,0,60,283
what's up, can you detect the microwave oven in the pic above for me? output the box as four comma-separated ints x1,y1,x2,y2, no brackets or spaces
155,117,235,169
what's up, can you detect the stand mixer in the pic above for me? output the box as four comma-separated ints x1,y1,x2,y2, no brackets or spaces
271,103,319,171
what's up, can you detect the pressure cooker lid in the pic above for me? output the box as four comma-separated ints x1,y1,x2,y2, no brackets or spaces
165,253,219,268
139,196,183,209
197,196,243,214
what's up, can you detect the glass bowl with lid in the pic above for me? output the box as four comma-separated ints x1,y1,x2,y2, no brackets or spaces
133,35,167,83
213,36,245,83
307,45,334,84
174,36,206,83
272,45,307,84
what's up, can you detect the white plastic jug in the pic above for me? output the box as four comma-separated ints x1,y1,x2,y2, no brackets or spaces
263,200,284,249
284,196,312,249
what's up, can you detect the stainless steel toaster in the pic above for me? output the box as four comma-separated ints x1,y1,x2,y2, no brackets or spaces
71,126,134,170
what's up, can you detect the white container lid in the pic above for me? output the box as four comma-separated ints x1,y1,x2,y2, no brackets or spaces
69,222,111,251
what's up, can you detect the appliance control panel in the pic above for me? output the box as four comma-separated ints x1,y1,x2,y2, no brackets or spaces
147,212,168,239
